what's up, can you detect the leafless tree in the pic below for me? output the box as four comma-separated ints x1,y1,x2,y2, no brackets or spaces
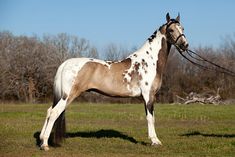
0,31,234,103
86,46,99,58
104,43,129,61
0,32,94,102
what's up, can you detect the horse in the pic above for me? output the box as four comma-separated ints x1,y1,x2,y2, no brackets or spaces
40,13,189,151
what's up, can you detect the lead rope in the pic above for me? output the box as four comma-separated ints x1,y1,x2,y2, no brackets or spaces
175,46,235,77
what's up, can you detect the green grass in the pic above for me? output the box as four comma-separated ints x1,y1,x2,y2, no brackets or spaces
0,103,235,157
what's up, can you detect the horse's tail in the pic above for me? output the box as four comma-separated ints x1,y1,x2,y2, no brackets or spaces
51,63,66,146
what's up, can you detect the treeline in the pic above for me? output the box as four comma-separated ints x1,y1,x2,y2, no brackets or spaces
0,31,234,103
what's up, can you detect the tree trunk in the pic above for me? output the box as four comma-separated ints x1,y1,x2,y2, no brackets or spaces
28,77,36,103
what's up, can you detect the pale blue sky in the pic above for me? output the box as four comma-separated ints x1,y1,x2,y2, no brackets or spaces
1,0,235,49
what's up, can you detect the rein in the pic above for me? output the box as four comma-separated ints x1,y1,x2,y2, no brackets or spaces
166,19,235,77
177,47,235,77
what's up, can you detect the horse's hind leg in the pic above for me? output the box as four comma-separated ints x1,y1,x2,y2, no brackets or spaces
40,98,67,151
40,106,52,141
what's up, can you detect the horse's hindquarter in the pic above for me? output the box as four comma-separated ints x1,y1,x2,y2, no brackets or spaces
55,58,91,98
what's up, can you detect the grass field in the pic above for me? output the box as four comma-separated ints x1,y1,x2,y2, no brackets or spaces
0,103,235,157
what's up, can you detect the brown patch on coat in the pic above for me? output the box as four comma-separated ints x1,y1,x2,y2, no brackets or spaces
159,24,167,35
141,59,148,74
151,37,171,93
127,61,142,82
141,59,148,67
67,58,133,103
157,38,169,75
123,77,128,83
138,74,143,81
134,62,140,71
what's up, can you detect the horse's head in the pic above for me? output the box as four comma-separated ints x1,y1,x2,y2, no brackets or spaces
164,13,189,52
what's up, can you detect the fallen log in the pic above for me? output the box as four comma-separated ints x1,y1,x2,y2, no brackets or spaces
176,89,222,104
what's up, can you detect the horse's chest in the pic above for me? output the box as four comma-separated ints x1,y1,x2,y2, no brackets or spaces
122,59,157,96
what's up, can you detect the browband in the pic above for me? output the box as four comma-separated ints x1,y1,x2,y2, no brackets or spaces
166,20,180,31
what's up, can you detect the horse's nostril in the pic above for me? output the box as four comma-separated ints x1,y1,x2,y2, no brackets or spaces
185,43,189,48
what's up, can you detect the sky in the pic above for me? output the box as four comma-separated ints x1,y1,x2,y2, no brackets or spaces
1,0,235,50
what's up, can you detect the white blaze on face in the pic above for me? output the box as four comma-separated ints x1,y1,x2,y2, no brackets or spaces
175,24,188,45
176,25,183,34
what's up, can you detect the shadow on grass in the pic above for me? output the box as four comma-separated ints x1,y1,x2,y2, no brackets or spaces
34,129,148,147
66,129,148,146
180,131,235,138
34,132,41,147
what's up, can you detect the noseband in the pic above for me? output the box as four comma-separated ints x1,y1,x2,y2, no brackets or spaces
174,34,186,44
166,20,185,46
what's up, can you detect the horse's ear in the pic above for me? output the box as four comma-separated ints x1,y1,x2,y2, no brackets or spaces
176,13,180,22
166,13,170,23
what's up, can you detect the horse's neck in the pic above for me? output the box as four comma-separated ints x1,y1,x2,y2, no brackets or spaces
137,30,171,69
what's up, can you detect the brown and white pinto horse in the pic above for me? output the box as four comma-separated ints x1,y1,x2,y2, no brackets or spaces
40,13,188,151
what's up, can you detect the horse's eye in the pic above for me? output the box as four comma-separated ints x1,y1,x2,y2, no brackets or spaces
168,29,174,33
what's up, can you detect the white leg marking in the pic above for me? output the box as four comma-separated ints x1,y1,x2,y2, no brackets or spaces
40,98,67,150
146,110,162,145
40,106,52,140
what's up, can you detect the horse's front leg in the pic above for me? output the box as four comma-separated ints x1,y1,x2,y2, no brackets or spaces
143,93,162,146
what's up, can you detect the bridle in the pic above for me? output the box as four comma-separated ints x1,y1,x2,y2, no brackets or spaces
166,20,186,48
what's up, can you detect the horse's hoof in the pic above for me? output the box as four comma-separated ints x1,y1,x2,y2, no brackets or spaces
40,145,50,151
151,141,162,146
